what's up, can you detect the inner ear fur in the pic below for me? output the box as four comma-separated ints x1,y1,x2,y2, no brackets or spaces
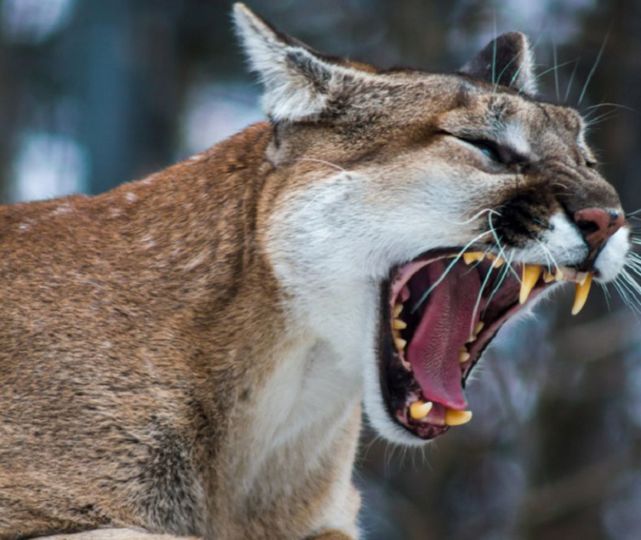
233,3,354,122
459,32,537,95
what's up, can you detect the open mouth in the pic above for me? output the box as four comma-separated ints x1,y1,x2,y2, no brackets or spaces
378,249,594,440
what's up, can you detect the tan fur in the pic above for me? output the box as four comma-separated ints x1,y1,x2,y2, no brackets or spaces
0,124,363,539
39,531,198,540
0,5,627,540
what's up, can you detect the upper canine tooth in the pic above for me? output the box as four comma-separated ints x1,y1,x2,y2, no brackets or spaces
571,273,593,315
393,319,407,330
409,400,433,420
463,252,485,265
576,272,589,286
444,409,473,426
520,264,543,304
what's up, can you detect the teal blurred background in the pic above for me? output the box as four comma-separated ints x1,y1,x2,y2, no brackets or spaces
1,1,641,539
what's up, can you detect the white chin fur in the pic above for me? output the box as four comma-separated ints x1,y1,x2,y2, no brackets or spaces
362,345,430,447
594,226,630,282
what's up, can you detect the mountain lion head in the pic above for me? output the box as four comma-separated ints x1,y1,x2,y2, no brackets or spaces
234,5,629,445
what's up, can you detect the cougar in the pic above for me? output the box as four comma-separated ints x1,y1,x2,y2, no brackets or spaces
0,3,629,539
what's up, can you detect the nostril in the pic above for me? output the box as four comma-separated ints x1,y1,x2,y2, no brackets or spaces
573,207,623,254
576,219,600,236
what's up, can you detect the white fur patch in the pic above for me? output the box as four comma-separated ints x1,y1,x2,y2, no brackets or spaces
517,34,537,95
513,212,630,283
363,351,428,447
502,122,531,157
51,202,73,216
595,226,630,282
512,212,588,267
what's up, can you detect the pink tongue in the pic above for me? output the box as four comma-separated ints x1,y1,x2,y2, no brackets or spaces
407,261,481,410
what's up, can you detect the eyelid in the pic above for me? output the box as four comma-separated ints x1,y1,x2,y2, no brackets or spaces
452,135,509,164
468,138,529,166
463,138,502,162
439,131,529,166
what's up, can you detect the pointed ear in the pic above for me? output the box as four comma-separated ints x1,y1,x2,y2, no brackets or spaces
233,3,344,122
459,32,537,95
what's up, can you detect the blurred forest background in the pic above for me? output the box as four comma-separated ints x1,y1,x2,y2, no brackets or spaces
1,0,641,539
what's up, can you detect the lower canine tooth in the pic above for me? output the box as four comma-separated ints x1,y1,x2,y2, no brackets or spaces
409,401,433,420
444,409,473,426
394,337,407,351
571,273,593,315
520,264,543,304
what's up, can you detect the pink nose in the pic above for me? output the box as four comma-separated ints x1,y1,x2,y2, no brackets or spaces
573,207,625,253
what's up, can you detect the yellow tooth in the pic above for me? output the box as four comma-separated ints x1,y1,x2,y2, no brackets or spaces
474,321,484,335
520,264,543,304
463,252,485,265
543,271,555,283
492,256,505,268
555,268,565,281
393,303,403,317
444,409,473,426
576,272,589,286
394,337,407,351
571,273,593,316
393,319,407,330
409,400,433,420
459,348,471,363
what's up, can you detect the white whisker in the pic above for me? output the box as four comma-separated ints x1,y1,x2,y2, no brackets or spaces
599,282,612,312
293,157,347,173
483,251,515,314
564,58,580,103
444,208,499,226
470,261,496,337
578,27,610,105
411,230,492,313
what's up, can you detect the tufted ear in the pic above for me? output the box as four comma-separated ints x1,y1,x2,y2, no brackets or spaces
233,3,347,122
459,32,537,95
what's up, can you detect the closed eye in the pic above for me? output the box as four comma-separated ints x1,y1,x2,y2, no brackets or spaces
455,136,528,166
461,138,503,163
